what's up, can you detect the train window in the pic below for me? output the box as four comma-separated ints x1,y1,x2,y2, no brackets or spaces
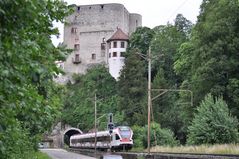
116,134,120,140
119,126,130,131
97,136,110,142
120,130,131,139
119,127,131,138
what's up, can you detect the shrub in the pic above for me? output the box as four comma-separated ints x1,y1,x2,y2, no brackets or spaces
0,121,34,159
132,125,145,148
144,122,179,147
187,94,239,145
132,123,179,148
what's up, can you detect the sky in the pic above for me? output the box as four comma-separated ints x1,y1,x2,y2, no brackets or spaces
52,0,203,46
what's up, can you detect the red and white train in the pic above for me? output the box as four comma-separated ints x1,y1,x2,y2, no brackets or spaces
70,126,133,150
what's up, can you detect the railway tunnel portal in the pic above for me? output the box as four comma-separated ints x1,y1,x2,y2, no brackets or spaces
63,127,82,146
42,122,83,148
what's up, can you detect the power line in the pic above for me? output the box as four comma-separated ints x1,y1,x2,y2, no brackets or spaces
167,0,190,21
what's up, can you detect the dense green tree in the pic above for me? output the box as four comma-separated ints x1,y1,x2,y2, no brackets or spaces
149,15,193,144
62,65,118,131
187,94,239,145
152,72,184,143
118,50,147,126
175,0,239,118
174,14,193,39
0,0,70,158
173,42,194,78
128,27,156,78
128,27,155,55
151,16,191,84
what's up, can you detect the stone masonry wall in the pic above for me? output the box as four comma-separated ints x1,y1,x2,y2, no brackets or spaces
60,3,142,83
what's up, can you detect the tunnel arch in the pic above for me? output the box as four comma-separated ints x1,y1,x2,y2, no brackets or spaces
63,128,82,146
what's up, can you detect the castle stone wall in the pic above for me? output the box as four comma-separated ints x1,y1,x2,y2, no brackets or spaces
60,3,141,82
129,13,142,34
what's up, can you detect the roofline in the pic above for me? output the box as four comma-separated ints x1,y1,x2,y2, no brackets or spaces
130,13,142,16
106,39,129,43
74,3,124,7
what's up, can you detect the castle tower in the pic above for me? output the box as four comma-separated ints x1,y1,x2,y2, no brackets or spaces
107,28,129,80
55,3,142,83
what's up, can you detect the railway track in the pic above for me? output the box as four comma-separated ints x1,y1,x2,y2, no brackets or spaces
117,151,239,159
68,148,239,159
68,148,106,158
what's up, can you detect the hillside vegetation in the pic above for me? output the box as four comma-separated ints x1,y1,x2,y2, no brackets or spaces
62,0,239,148
1,1,239,158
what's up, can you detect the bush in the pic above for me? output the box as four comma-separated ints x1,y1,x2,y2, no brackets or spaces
132,125,145,148
0,121,34,159
144,122,179,147
132,123,179,148
187,94,239,145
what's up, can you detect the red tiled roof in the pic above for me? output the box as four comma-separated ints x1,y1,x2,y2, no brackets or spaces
107,28,129,42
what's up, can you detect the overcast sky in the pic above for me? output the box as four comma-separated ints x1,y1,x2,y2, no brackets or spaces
52,0,203,46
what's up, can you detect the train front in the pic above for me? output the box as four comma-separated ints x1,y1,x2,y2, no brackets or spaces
112,126,133,150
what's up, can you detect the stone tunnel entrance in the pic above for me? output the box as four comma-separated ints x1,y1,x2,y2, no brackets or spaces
63,128,82,146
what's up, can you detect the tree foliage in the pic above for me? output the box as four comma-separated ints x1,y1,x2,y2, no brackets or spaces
129,27,155,55
59,0,239,148
149,15,193,143
62,65,118,131
0,0,70,158
172,0,239,144
175,0,239,116
187,94,239,145
145,122,179,147
132,123,179,148
118,50,147,126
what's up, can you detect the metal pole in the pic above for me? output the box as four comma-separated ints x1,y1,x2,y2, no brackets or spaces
147,47,151,155
190,90,193,107
94,94,97,155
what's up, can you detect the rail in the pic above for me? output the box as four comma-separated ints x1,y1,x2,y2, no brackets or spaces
68,148,239,159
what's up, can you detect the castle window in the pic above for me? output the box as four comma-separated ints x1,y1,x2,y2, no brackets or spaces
136,20,138,26
92,54,96,60
109,53,111,58
73,54,81,64
77,7,80,12
101,43,106,50
101,5,104,9
75,54,80,61
120,41,125,48
113,52,117,57
89,6,91,9
109,43,111,49
71,27,77,34
120,52,125,57
74,44,80,50
113,42,117,48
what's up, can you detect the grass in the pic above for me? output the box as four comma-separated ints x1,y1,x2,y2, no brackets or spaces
131,147,145,152
33,151,51,159
149,144,239,154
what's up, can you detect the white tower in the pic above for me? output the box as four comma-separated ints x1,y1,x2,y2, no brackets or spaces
107,28,129,80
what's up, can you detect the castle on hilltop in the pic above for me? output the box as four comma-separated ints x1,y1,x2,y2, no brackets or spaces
55,3,142,83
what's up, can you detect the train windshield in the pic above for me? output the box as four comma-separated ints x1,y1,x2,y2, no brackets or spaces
119,126,131,139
